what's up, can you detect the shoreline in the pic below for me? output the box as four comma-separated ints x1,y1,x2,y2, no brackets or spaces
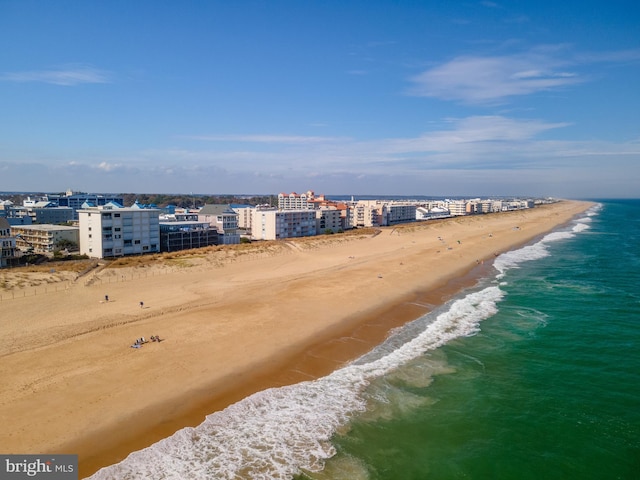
0,200,594,479
76,261,493,478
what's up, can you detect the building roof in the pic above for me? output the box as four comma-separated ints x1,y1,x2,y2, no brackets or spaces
32,201,55,208
199,204,237,215
279,191,315,197
77,206,160,213
13,224,79,232
131,200,158,209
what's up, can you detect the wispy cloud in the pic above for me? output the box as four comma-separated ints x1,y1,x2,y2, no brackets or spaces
0,65,111,86
409,48,581,104
170,116,573,174
381,115,570,154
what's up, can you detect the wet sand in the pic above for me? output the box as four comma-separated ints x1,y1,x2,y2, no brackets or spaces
0,200,593,478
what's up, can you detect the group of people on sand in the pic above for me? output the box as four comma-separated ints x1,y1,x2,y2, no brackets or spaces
130,335,162,349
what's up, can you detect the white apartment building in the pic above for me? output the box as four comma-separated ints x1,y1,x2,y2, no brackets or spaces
347,200,387,228
251,209,317,240
278,191,316,210
445,200,468,216
78,206,160,259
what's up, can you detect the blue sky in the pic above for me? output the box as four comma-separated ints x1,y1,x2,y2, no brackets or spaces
1,0,638,198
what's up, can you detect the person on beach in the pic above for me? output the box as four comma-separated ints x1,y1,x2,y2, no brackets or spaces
140,301,144,308
105,294,109,302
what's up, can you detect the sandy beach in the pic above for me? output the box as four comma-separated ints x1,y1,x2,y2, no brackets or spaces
0,200,592,478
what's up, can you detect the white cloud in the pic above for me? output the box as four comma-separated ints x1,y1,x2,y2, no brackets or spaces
97,161,119,172
409,51,581,103
0,65,111,86
409,46,640,105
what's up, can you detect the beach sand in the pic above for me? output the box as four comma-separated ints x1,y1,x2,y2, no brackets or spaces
0,200,593,478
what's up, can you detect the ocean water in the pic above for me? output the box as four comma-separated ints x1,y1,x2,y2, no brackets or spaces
88,200,640,480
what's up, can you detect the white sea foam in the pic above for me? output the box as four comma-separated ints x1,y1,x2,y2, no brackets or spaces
493,242,552,277
586,203,603,216
572,204,599,232
573,222,591,233
493,225,585,278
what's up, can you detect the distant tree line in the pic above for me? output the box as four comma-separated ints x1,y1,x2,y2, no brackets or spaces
0,193,30,205
120,193,278,209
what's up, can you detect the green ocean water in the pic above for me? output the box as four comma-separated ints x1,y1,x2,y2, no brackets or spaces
321,200,640,480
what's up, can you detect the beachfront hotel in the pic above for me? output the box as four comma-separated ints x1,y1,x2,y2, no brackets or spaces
78,204,160,259
251,208,317,240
